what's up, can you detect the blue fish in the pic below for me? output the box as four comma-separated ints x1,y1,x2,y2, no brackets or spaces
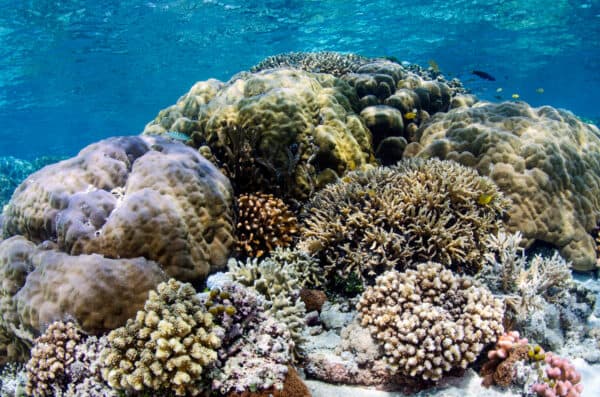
165,131,190,142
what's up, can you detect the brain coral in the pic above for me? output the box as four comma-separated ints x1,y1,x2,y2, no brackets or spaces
299,158,510,289
405,101,600,271
2,135,235,282
143,68,375,198
357,262,504,381
100,279,221,396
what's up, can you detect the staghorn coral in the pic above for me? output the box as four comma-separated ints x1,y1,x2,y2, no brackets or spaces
25,321,83,397
142,68,375,199
2,136,235,283
405,101,600,271
250,51,369,76
235,193,298,258
99,279,221,396
357,262,504,382
299,158,509,289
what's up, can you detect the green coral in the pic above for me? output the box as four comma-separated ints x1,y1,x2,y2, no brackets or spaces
100,279,221,396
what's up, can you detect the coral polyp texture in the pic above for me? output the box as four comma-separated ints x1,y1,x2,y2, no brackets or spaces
235,192,298,258
357,262,504,381
480,330,530,387
25,321,83,397
405,101,600,271
531,352,583,397
0,236,167,338
100,279,221,396
250,51,369,76
299,158,509,288
1,135,235,282
143,68,375,198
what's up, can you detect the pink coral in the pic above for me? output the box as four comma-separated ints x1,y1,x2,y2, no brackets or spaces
531,353,583,397
487,330,528,360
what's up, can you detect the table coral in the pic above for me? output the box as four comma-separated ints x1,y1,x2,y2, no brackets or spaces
405,101,600,271
143,68,375,199
100,279,221,396
299,158,510,289
357,262,504,381
2,135,235,282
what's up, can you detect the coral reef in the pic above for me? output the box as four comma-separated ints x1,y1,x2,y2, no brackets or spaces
300,289,327,313
267,247,325,290
357,262,504,381
143,68,375,199
2,135,235,282
299,158,509,289
0,156,62,209
235,193,298,258
0,363,27,396
406,101,600,271
225,366,311,397
100,279,221,396
250,51,369,76
24,321,83,397
531,353,583,397
480,331,530,387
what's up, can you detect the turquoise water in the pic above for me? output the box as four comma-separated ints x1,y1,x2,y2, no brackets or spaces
0,0,599,159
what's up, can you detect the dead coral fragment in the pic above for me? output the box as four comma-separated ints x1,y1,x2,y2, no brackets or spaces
357,262,504,381
100,279,221,396
300,158,509,288
25,321,83,397
236,193,299,258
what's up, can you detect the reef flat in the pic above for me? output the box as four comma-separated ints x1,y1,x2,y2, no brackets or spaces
1,52,599,397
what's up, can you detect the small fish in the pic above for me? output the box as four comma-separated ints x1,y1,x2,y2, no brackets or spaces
478,193,494,205
536,87,544,94
494,95,503,100
496,87,503,93
404,111,417,120
428,59,440,73
471,70,496,81
511,93,520,99
165,131,190,142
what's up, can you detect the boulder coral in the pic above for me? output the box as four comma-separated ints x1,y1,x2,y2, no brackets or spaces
100,279,221,396
405,101,600,271
2,135,235,282
357,262,504,381
143,68,375,198
299,158,509,289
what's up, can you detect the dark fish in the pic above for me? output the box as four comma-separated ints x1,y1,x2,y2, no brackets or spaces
471,70,496,81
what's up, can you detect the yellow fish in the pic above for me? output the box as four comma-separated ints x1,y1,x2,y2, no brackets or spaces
404,111,417,120
511,93,520,99
427,59,440,73
536,87,544,94
478,193,494,205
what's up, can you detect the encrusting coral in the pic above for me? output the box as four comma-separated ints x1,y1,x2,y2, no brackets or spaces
357,262,504,382
24,321,83,397
2,136,235,283
405,101,600,271
143,68,375,199
99,279,221,396
235,193,298,258
299,158,510,289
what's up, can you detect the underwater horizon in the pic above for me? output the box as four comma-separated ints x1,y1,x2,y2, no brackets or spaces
0,0,599,160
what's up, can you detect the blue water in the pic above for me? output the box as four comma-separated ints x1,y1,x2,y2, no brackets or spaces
1,0,599,160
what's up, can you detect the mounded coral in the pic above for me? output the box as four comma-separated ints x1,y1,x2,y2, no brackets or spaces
250,51,369,76
357,262,504,381
2,135,235,282
405,101,600,271
143,68,375,198
100,279,221,396
235,193,298,258
25,321,83,397
299,158,510,289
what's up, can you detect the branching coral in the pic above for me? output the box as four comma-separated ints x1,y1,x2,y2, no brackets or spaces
299,158,510,289
235,193,298,258
99,279,221,396
357,262,504,381
25,321,83,397
531,353,583,397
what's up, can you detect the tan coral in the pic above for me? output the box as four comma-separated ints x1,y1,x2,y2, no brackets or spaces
25,321,83,397
235,193,298,258
405,101,600,271
143,68,375,198
299,158,510,288
100,279,221,396
357,263,504,381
